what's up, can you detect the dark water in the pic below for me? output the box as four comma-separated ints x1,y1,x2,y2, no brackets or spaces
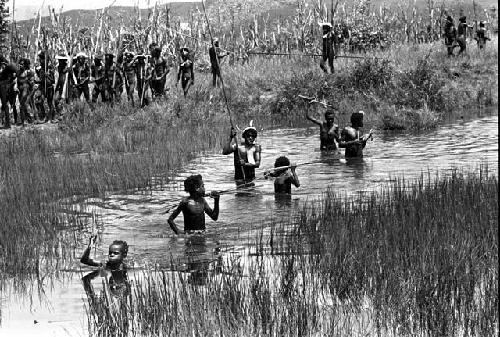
0,112,497,335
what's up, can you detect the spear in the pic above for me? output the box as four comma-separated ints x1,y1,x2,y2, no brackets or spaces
33,1,45,66
247,51,379,59
472,0,478,34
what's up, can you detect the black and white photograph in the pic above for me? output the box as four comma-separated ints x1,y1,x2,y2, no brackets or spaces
0,0,497,336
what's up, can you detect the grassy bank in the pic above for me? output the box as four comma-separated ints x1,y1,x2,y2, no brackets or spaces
86,169,498,337
0,38,497,281
265,37,498,130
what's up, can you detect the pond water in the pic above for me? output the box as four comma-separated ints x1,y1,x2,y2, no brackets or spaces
0,111,497,336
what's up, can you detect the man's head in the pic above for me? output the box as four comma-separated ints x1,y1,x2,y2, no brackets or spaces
351,110,364,128
324,109,336,124
108,240,128,265
459,16,467,23
55,55,68,67
124,51,134,60
19,58,30,69
136,55,146,64
180,47,190,59
213,38,219,47
76,52,87,63
479,21,485,27
105,53,114,66
321,22,332,35
152,46,161,58
242,126,258,145
274,156,290,168
184,174,205,196
149,42,158,53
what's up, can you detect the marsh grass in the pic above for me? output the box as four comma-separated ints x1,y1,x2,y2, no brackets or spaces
85,168,498,336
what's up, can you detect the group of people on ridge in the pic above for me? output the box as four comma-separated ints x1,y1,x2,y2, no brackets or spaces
443,15,491,56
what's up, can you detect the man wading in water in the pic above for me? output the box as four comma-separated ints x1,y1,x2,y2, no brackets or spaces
168,174,220,235
223,122,262,184
306,107,340,151
339,111,373,158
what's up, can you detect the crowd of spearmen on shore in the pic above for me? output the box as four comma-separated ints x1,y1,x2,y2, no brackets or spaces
0,41,198,129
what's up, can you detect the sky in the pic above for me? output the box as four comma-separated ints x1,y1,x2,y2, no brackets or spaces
9,0,201,20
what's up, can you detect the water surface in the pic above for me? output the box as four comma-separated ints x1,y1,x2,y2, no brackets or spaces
1,112,497,336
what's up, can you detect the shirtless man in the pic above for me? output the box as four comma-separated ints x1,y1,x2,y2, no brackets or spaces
222,123,262,183
339,111,373,158
168,174,220,235
306,108,340,151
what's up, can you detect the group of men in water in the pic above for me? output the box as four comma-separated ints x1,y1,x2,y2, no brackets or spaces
79,108,373,301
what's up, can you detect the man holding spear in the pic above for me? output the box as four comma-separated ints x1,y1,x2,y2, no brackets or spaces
34,50,55,123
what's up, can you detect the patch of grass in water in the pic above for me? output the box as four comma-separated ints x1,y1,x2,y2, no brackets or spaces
84,168,498,336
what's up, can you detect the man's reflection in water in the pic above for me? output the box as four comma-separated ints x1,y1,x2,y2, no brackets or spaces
345,157,369,180
235,180,256,197
320,149,342,166
274,193,293,209
184,234,221,286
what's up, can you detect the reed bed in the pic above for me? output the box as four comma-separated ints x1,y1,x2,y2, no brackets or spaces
85,168,498,337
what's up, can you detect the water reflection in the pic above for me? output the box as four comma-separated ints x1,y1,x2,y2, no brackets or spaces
319,149,342,166
183,234,222,286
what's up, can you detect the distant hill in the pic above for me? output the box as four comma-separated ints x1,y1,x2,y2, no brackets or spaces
13,2,213,40
14,0,497,27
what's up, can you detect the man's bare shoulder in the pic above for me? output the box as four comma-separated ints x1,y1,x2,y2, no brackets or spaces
179,197,190,206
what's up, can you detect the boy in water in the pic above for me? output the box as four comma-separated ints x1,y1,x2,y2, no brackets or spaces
168,174,220,235
264,156,300,194
222,123,262,182
80,236,129,298
306,107,340,151
339,111,373,158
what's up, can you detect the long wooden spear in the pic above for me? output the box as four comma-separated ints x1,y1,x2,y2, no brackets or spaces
201,0,247,182
247,51,380,59
201,0,234,127
33,0,45,66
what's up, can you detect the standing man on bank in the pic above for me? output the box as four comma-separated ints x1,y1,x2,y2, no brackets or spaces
209,38,228,87
320,22,337,74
